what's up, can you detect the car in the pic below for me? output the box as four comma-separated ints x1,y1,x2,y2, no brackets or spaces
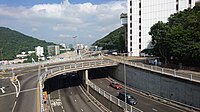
118,92,137,105
110,82,121,89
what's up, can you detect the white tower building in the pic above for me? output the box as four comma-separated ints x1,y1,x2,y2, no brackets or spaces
35,46,44,57
128,0,197,56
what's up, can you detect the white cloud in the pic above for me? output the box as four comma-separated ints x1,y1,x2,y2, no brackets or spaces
32,28,38,32
0,0,127,45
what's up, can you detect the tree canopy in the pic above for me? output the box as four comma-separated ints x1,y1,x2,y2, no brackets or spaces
149,6,200,66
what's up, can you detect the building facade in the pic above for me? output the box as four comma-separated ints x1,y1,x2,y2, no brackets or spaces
35,46,44,57
128,0,197,56
47,45,60,56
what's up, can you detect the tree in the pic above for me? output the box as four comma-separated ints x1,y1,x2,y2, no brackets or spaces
149,6,200,67
149,21,171,65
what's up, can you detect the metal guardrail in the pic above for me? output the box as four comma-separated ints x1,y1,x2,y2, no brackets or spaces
43,59,118,80
0,57,102,70
107,57,200,83
88,80,143,112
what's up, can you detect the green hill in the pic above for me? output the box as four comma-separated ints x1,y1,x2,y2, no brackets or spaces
92,26,125,52
0,27,55,60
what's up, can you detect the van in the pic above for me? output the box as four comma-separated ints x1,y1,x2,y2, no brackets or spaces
118,92,137,105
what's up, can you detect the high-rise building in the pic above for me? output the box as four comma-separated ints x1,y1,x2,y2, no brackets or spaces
35,46,44,57
47,45,60,56
128,0,197,56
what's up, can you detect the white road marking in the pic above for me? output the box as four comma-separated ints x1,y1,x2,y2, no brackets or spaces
81,109,84,111
75,99,77,102
152,108,158,111
0,87,5,93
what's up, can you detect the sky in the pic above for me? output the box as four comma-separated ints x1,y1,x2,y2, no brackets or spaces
0,0,127,46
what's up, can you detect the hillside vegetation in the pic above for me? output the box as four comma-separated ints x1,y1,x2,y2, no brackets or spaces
92,26,125,52
0,27,55,60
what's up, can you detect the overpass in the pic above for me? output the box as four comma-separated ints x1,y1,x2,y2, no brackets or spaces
39,57,200,112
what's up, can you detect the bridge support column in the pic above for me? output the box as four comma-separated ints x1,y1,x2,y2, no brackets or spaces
83,69,89,92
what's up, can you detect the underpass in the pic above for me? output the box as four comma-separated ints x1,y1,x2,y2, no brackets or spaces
42,58,200,112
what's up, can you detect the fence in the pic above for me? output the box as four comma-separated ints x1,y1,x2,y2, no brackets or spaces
88,80,142,112
106,57,200,83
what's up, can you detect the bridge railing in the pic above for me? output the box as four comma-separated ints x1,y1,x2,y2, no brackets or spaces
88,80,143,112
105,57,200,83
39,59,118,112
42,59,118,80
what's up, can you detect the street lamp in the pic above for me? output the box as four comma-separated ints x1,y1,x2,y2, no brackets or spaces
72,36,77,55
120,13,128,111
120,13,127,53
72,36,78,72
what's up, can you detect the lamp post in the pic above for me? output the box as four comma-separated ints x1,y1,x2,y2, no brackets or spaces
72,36,78,72
123,53,127,112
120,13,128,111
72,36,77,55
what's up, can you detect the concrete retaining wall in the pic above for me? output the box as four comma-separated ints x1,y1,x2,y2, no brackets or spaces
89,86,124,112
111,64,200,109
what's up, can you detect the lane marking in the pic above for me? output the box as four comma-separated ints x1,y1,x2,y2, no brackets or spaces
81,109,84,111
11,101,17,112
152,108,158,111
105,78,188,112
79,86,105,112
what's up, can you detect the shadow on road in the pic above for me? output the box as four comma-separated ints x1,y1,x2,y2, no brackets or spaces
43,72,81,94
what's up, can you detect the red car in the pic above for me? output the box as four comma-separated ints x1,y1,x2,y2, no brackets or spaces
110,82,121,89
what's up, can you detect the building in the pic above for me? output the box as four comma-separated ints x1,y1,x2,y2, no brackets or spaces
128,0,197,56
35,46,44,57
60,43,66,48
47,45,60,56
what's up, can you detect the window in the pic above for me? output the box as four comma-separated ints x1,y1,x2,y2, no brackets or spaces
130,23,132,27
139,32,141,36
139,10,141,16
130,15,132,20
130,8,132,13
130,1,132,6
130,48,132,52
139,18,141,23
176,4,179,11
139,38,141,43
130,42,132,46
139,26,141,30
130,29,132,34
130,36,132,40
139,45,141,49
139,2,141,8
189,0,191,4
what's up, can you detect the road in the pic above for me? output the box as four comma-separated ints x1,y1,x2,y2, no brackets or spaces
91,77,188,112
0,78,16,112
46,74,103,112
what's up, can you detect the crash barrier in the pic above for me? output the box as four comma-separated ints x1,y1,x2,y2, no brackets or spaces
105,57,200,83
88,80,143,112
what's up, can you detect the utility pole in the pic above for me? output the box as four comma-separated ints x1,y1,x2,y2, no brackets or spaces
72,36,77,55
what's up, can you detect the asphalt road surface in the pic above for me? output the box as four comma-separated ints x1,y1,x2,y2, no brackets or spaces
91,77,188,112
46,74,103,112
